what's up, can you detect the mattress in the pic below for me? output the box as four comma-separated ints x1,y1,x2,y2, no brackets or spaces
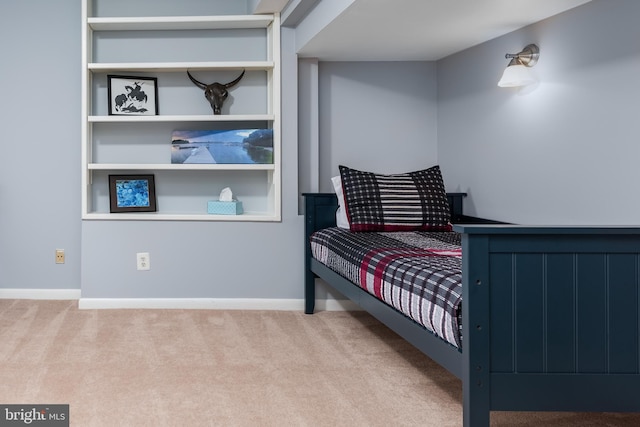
310,227,463,349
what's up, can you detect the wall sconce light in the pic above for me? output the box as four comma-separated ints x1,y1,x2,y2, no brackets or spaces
497,44,540,88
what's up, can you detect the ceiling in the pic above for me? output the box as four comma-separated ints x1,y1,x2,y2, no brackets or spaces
292,0,593,61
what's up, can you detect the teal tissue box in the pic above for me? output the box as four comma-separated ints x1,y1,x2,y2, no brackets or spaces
207,200,243,215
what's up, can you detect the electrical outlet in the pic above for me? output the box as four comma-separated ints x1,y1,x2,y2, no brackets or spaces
136,252,150,271
55,249,65,264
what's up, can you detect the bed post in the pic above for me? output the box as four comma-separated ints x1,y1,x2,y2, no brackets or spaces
304,249,316,315
461,232,492,427
303,193,339,314
304,195,318,314
447,192,466,221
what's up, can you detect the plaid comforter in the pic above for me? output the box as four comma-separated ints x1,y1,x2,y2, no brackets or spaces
310,228,462,348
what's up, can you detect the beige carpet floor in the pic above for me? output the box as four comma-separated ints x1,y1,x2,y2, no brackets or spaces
1,299,640,426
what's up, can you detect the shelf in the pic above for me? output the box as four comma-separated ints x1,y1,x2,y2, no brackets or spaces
82,212,280,222
88,15,274,31
82,5,281,222
88,163,275,171
88,114,274,123
88,61,273,73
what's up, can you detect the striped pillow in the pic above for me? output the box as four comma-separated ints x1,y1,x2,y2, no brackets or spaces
339,165,451,232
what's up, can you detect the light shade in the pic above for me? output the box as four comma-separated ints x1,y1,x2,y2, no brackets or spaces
497,44,540,88
497,64,537,87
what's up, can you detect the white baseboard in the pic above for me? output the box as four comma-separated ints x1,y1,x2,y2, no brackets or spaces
0,289,81,300
78,297,362,311
78,298,301,310
0,289,360,311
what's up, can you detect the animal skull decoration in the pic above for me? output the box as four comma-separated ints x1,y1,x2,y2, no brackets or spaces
187,70,245,115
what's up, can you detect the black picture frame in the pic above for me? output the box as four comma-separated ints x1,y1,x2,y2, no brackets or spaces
107,75,159,116
109,175,157,213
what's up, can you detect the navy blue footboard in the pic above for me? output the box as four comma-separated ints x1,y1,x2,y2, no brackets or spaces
457,224,640,426
303,193,640,426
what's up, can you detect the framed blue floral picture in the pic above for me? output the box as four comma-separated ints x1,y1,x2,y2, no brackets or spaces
109,174,157,213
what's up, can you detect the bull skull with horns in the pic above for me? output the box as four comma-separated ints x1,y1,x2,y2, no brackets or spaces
187,70,245,115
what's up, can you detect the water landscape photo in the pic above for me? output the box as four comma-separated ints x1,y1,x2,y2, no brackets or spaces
171,129,274,164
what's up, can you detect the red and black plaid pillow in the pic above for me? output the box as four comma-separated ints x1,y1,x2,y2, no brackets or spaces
339,165,452,232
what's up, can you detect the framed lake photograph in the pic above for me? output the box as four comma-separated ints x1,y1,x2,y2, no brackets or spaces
171,129,273,164
109,175,157,213
107,75,158,116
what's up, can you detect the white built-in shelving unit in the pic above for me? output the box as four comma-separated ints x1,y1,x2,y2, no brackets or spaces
81,1,281,221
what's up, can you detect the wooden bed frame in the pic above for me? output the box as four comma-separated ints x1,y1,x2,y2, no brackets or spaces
304,192,640,426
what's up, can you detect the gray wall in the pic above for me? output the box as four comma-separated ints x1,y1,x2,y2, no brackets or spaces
437,0,640,225
0,1,81,291
314,61,439,191
0,0,306,299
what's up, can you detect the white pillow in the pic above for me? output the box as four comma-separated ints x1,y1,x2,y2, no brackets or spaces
331,176,350,229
